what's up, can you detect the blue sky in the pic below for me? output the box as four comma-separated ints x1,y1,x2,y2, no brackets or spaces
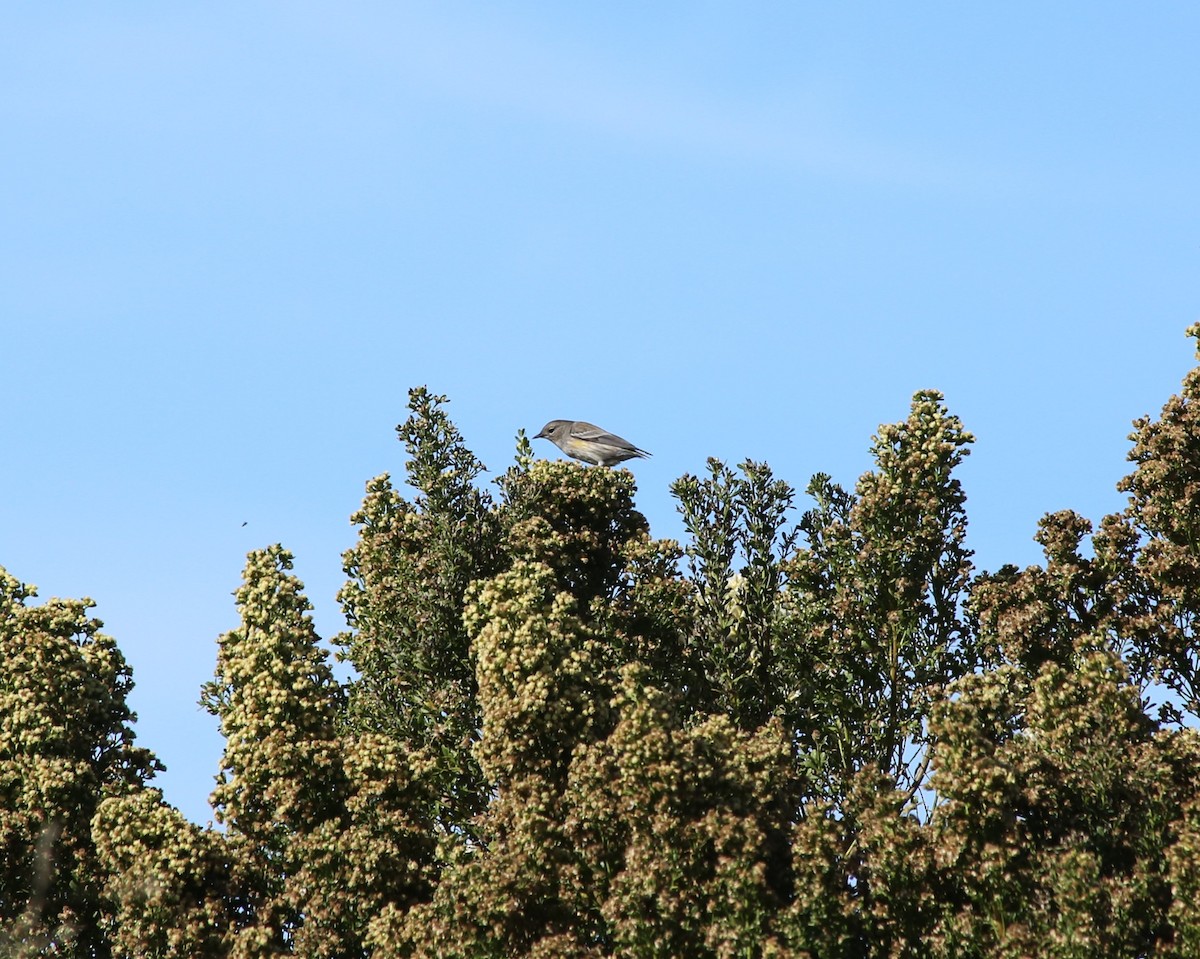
3,4,1198,825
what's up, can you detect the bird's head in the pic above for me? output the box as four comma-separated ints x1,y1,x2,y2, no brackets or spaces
535,420,570,440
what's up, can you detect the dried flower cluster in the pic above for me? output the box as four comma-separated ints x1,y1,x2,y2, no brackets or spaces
6,336,1200,956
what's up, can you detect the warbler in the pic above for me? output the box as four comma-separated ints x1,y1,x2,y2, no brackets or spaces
534,420,651,467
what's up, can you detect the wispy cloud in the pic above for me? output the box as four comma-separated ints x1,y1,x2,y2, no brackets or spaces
312,5,1002,196
331,5,1198,208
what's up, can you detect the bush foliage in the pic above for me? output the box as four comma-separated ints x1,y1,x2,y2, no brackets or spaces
7,328,1200,956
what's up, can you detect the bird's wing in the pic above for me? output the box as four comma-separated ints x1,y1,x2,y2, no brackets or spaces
572,422,628,444
571,422,646,453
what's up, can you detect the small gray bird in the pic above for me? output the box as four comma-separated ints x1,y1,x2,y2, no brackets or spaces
534,420,651,467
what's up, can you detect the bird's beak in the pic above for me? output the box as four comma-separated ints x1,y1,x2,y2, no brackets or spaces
533,429,546,439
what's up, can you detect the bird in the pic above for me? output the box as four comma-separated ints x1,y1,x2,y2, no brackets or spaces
534,420,651,467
